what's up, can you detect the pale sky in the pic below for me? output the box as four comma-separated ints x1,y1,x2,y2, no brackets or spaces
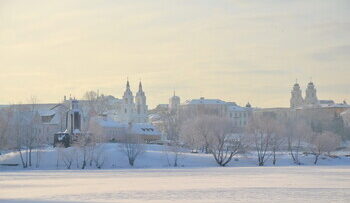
1,0,349,108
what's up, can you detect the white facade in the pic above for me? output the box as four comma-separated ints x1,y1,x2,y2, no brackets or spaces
290,83,304,108
229,105,251,128
304,82,319,106
117,81,148,123
290,81,319,109
181,97,252,128
90,115,161,142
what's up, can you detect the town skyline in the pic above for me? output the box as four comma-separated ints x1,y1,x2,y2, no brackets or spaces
0,78,347,109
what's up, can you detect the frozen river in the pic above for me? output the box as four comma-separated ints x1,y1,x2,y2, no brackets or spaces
1,166,350,203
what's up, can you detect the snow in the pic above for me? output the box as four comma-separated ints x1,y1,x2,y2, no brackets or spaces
1,166,350,202
1,144,350,170
185,98,227,105
1,144,350,202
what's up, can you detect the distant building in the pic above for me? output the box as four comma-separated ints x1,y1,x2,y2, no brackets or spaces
181,97,252,128
89,115,161,143
169,92,180,114
117,80,148,123
289,81,350,117
341,109,350,128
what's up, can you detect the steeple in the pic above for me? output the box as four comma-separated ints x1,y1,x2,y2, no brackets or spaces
135,81,148,123
138,81,143,93
126,79,130,90
290,81,304,109
305,80,318,106
169,91,180,113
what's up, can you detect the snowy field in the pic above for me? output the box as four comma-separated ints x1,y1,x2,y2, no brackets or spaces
1,166,350,203
1,144,350,202
1,143,350,170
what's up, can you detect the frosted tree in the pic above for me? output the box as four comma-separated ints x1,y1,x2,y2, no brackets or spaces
120,133,145,167
10,105,28,168
308,131,340,164
0,107,13,154
284,117,311,165
208,116,242,167
180,120,201,152
245,114,279,166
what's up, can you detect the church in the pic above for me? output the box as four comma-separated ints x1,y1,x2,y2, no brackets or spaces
290,81,319,109
117,80,148,123
290,81,349,110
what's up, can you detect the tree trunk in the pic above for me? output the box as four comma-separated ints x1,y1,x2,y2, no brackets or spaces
29,148,32,167
314,154,319,165
273,151,276,165
18,149,26,168
82,160,86,169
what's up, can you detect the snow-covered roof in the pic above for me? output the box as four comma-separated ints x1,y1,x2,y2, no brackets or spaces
319,100,335,105
228,105,249,112
148,114,161,121
185,98,227,105
38,109,56,117
93,117,127,128
92,116,160,136
319,103,350,108
131,123,161,136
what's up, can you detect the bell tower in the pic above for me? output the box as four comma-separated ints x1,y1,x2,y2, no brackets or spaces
121,80,135,123
135,81,148,123
290,82,304,109
304,81,319,106
66,99,82,135
169,91,180,113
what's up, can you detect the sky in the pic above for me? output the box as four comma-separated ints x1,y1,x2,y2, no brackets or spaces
0,0,349,108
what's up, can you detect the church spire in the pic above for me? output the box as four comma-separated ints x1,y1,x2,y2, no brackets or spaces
139,81,143,92
126,79,130,90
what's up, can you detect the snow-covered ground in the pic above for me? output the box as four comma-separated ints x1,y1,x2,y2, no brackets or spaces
1,166,350,203
1,143,350,170
1,144,350,202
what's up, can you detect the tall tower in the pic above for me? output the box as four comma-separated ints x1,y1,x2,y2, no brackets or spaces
135,81,148,123
169,91,180,113
121,80,135,123
304,81,319,106
66,99,82,135
290,82,304,109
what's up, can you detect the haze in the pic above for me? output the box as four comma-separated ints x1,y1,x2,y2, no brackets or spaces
1,0,349,108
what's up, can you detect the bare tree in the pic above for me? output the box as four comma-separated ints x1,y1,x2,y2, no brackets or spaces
308,131,340,164
270,121,286,165
180,120,201,152
181,115,242,166
245,114,277,166
0,107,13,153
164,141,184,167
208,116,242,167
120,133,145,167
284,117,311,165
61,148,77,169
9,105,29,168
181,115,215,153
91,144,107,169
75,135,91,169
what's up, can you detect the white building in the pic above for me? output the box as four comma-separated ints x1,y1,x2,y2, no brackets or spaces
89,115,161,143
117,81,148,123
180,97,252,128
